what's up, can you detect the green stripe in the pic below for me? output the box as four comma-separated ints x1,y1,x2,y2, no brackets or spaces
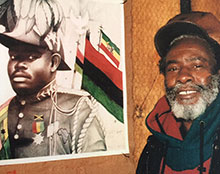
101,30,120,55
3,138,10,159
75,63,83,75
0,138,11,160
40,122,45,132
83,75,123,123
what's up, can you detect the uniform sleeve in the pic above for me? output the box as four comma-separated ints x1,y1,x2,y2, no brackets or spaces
79,116,106,153
71,96,107,153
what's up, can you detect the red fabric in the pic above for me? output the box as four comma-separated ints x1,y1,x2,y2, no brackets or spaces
161,158,211,174
76,46,84,64
147,96,183,140
148,96,212,173
99,43,120,67
85,39,122,90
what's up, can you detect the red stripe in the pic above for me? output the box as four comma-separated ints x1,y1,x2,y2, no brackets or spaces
76,47,84,64
99,43,119,67
0,97,13,111
85,39,122,90
32,122,37,133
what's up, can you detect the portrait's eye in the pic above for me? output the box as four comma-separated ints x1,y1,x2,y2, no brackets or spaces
27,54,41,60
10,55,15,60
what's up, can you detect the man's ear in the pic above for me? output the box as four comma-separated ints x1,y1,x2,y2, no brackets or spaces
50,53,61,72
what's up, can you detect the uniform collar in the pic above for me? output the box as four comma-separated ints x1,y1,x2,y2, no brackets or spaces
16,79,57,104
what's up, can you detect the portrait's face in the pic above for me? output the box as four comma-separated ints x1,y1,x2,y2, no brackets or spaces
164,37,219,120
7,44,54,96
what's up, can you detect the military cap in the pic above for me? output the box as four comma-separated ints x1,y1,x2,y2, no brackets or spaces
0,26,71,70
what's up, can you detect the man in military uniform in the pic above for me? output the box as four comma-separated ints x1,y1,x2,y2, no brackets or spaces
0,20,106,159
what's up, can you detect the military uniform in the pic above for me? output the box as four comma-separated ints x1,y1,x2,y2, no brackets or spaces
7,80,106,158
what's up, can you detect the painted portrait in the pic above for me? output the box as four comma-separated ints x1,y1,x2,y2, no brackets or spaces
0,0,128,165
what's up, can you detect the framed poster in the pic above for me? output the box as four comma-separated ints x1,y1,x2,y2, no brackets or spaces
0,0,128,165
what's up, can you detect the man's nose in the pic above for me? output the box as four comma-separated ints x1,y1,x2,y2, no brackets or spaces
14,60,28,69
177,67,193,84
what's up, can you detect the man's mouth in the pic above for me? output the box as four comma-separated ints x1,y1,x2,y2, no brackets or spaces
176,88,200,104
178,90,197,95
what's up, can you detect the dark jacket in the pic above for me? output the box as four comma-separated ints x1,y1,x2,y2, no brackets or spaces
137,95,220,174
136,129,220,174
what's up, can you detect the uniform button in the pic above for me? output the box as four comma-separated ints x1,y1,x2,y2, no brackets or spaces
18,113,24,118
17,124,22,130
20,100,26,106
14,134,19,139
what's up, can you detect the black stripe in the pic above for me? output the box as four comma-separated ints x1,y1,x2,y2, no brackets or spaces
75,57,84,69
82,58,123,107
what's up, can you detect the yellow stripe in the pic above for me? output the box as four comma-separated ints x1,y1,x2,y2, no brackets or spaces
36,122,41,132
101,38,120,61
3,117,8,140
0,106,8,118
112,49,120,61
75,63,83,75
101,38,108,47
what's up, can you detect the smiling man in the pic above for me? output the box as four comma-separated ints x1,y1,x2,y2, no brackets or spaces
137,12,220,174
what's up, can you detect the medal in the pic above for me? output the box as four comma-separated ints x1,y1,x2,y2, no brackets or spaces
33,132,44,145
32,114,45,133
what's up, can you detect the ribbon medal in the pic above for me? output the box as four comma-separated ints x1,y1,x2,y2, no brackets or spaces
32,114,45,134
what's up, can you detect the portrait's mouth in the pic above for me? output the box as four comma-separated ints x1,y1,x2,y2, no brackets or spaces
11,72,31,83
12,76,29,82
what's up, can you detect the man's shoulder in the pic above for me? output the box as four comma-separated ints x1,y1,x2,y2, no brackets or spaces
56,87,93,108
57,87,90,97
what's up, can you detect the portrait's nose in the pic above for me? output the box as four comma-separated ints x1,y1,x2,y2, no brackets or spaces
14,60,28,70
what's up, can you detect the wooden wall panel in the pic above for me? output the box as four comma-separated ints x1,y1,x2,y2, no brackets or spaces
131,0,180,163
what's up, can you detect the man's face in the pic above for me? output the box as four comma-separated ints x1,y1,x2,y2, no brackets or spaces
165,37,219,120
7,44,54,96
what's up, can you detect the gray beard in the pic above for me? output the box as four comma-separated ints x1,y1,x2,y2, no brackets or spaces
166,74,220,121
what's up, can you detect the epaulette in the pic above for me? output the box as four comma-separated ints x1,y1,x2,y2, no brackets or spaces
56,87,91,97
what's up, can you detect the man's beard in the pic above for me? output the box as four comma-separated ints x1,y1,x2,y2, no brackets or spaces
166,74,220,121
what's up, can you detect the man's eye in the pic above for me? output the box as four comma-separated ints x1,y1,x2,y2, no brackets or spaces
193,64,203,69
167,67,178,72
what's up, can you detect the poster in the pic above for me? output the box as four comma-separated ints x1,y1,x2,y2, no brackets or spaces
0,0,128,165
